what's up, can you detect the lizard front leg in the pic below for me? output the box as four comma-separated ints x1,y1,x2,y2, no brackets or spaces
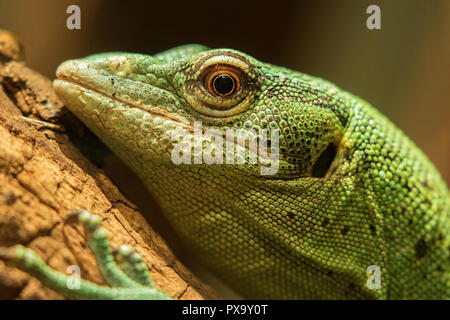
0,210,171,300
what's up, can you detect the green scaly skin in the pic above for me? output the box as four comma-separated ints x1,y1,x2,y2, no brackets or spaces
1,45,448,299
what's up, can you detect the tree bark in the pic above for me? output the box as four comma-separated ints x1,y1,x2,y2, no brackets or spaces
0,29,218,300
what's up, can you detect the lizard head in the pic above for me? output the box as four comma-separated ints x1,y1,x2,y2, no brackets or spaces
54,45,348,180
54,45,368,298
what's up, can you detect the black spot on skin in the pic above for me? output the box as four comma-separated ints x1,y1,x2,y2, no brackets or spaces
437,265,443,272
322,217,329,226
326,270,334,277
345,282,356,295
402,182,412,192
341,225,350,236
415,238,428,259
369,225,376,236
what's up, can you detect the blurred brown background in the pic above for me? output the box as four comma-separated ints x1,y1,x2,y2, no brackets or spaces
1,0,449,297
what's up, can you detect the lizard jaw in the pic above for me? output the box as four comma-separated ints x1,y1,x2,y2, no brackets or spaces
54,78,190,129
53,78,189,160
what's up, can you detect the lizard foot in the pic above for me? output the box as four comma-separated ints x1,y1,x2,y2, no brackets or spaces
0,210,171,300
112,245,154,287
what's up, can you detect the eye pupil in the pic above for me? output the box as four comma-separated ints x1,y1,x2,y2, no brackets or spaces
213,74,235,96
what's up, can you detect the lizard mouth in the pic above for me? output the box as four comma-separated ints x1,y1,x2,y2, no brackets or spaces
54,76,190,129
53,55,195,132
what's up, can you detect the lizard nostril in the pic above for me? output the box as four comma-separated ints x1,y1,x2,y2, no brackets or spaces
311,143,337,178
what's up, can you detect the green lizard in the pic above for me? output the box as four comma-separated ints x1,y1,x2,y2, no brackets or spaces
0,45,448,299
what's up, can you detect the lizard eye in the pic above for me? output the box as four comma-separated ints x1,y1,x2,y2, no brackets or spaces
203,66,241,98
184,51,259,118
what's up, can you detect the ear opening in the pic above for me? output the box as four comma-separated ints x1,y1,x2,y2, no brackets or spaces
311,143,337,178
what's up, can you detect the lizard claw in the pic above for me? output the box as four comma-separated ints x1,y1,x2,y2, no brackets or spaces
64,209,102,233
64,209,89,224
